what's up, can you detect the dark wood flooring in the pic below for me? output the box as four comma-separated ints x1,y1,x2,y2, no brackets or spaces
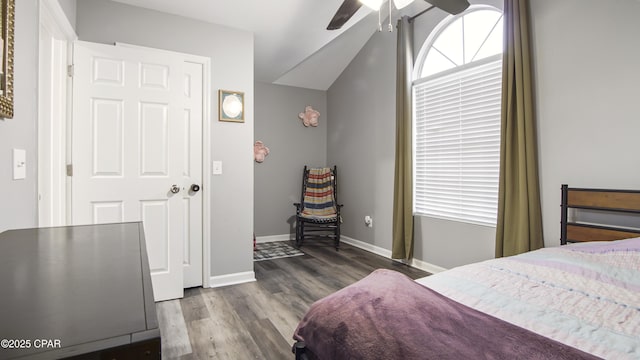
156,240,429,359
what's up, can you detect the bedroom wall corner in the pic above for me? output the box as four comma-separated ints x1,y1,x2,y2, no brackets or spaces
254,82,327,238
326,29,396,253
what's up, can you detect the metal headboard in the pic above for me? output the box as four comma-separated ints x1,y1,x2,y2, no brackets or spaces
560,184,640,245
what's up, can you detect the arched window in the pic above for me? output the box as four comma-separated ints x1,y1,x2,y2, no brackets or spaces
413,6,504,226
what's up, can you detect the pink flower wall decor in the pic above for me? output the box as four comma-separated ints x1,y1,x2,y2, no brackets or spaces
254,141,270,163
298,105,320,127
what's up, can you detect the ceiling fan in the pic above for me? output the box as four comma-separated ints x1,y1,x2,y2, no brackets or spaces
327,0,471,30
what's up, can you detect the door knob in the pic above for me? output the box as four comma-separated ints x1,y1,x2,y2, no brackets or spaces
170,184,180,194
191,184,201,192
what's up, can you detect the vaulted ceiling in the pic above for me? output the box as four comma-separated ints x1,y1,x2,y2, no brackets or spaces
112,0,432,90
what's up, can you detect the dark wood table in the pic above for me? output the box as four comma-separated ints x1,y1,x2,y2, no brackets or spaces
0,222,160,359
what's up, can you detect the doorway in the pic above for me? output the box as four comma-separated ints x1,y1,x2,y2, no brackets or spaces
38,5,211,302
70,41,211,301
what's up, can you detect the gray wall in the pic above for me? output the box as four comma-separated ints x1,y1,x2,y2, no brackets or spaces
532,0,640,248
327,30,397,252
57,0,76,29
0,0,39,232
254,82,327,237
327,0,640,269
77,0,255,277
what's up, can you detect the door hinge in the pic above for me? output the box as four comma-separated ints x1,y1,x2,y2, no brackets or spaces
67,64,74,77
66,164,73,177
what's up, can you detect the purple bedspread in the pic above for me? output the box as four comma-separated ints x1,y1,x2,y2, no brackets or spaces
293,269,600,360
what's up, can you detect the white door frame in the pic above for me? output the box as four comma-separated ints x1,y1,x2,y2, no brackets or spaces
116,42,212,289
37,0,77,227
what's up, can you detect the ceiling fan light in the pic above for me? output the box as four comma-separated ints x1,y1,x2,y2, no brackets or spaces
393,0,414,9
360,0,384,10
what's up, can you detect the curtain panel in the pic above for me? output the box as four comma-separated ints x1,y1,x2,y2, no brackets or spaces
496,0,544,257
392,16,414,260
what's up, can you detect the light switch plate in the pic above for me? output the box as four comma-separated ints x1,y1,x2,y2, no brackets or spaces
13,149,26,180
212,161,222,175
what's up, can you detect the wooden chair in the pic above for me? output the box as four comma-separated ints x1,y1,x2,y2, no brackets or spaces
294,166,342,250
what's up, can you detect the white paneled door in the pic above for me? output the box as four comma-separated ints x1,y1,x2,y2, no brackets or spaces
71,41,203,301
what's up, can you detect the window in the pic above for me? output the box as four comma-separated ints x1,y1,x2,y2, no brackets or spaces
413,6,504,226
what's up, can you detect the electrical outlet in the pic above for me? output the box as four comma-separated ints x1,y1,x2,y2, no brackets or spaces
364,215,373,227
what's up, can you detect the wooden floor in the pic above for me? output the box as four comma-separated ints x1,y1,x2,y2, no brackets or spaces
156,240,429,360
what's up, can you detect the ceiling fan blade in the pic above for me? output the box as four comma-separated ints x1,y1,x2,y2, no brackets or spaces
426,0,470,15
327,0,363,30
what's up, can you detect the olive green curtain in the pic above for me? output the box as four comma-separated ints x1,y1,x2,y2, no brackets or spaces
496,0,544,257
392,16,414,260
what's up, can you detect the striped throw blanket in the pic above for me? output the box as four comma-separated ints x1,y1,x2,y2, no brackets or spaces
417,237,640,360
301,167,337,220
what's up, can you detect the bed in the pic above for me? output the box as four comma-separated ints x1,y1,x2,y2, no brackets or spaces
292,185,640,359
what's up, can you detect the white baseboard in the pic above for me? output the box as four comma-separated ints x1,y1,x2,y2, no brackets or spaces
341,235,447,274
261,234,448,275
255,234,292,243
208,271,256,288
340,235,392,258
405,257,448,274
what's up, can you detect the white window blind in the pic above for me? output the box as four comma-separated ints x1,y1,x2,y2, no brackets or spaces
413,57,502,226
